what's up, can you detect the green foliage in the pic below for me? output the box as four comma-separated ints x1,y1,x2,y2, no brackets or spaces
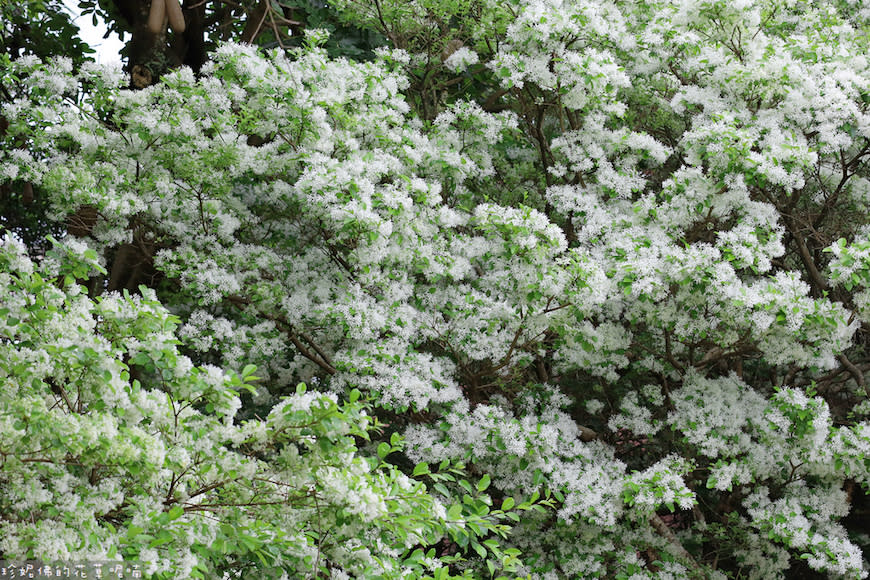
0,0,94,65
0,233,542,578
4,0,870,577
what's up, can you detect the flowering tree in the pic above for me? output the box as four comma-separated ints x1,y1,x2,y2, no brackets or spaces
2,0,870,578
0,233,533,578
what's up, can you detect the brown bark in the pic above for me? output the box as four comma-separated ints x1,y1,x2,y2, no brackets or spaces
649,513,702,572
106,240,157,293
111,0,208,86
240,0,269,44
67,205,99,238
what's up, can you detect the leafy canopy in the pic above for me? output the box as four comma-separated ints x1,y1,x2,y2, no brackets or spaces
2,0,870,578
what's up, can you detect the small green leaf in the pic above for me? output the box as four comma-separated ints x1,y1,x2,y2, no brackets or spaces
148,531,173,548
477,473,491,492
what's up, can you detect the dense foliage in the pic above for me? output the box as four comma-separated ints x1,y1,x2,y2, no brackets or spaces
1,0,94,64
2,0,870,578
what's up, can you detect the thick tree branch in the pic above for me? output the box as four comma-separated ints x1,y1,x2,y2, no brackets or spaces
783,216,828,296
838,353,868,396
649,513,702,572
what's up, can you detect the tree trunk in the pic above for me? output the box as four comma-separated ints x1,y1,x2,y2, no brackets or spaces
110,0,207,87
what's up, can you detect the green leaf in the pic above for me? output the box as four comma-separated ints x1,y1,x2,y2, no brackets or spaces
501,497,515,511
477,473,491,492
148,531,174,548
377,442,391,459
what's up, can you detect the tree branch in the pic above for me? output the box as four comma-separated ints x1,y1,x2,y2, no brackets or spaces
838,353,868,396
783,216,828,296
226,295,337,375
649,513,702,572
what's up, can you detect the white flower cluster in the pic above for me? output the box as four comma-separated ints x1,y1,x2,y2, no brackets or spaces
0,237,454,578
3,0,870,573
745,484,864,578
443,46,479,73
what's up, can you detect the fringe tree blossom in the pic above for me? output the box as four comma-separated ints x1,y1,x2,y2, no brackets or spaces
0,236,525,578
3,0,870,576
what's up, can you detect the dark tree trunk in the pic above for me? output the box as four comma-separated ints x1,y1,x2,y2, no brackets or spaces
181,0,207,72
110,0,207,86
